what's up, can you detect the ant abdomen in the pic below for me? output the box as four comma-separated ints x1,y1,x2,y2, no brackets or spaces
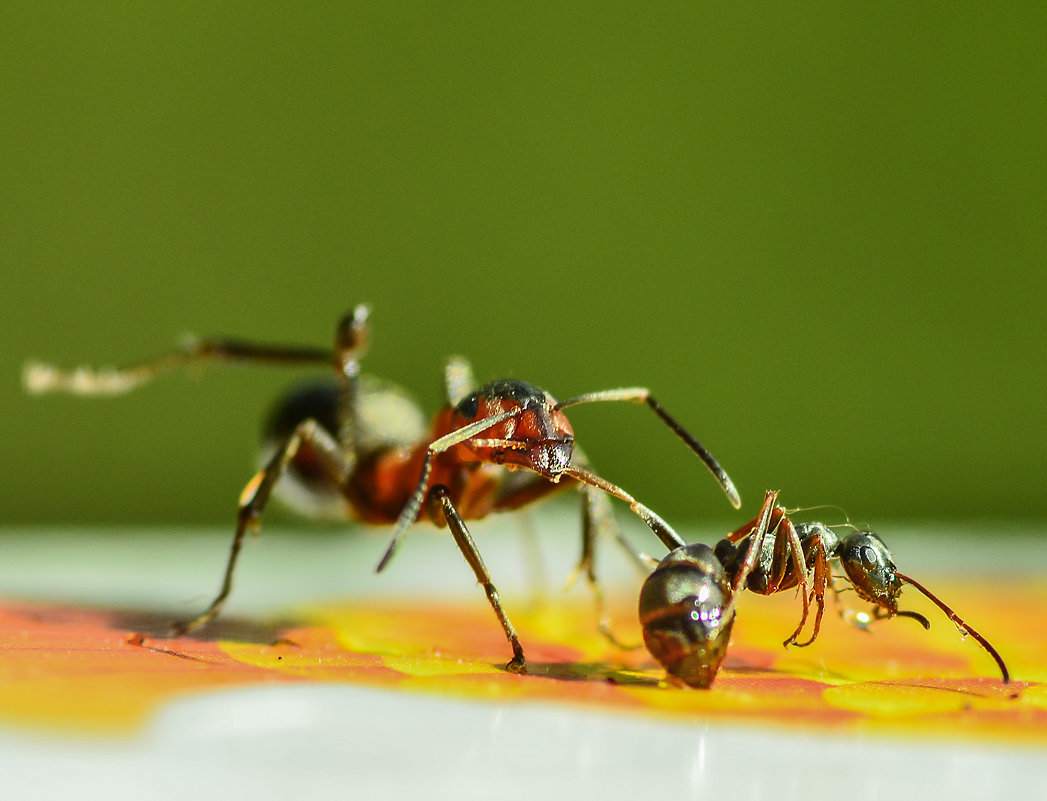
638,543,735,688
261,377,427,520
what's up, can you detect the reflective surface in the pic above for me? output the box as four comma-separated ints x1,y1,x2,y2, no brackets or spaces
0,516,1043,800
1,683,1045,801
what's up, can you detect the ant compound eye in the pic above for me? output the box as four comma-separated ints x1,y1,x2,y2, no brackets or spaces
456,393,480,420
860,545,879,570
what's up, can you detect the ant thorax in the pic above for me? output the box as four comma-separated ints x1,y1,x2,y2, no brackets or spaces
793,522,839,563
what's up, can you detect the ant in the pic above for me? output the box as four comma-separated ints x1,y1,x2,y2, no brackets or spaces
639,490,1011,688
24,305,740,674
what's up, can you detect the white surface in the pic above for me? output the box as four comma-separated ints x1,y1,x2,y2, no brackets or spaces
0,684,1044,801
1,511,1044,611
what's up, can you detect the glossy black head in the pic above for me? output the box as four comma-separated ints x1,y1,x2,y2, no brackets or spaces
638,543,735,688
838,531,902,613
455,379,547,417
453,379,574,479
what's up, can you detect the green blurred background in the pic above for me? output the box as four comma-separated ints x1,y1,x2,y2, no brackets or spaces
4,4,1045,532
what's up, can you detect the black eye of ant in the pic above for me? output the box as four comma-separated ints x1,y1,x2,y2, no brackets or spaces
457,393,480,420
860,545,879,570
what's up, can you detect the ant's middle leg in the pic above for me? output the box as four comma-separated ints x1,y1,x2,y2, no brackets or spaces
429,484,527,674
769,512,813,646
785,535,829,648
171,418,354,635
725,491,811,634
573,485,648,650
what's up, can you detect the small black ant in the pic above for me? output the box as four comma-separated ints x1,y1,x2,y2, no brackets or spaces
25,305,740,674
639,490,1011,688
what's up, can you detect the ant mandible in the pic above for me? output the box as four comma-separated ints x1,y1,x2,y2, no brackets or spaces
639,490,1011,688
25,305,741,674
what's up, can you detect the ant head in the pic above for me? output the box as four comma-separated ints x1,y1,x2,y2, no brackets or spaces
838,530,902,613
837,531,1012,683
638,544,735,689
452,379,574,479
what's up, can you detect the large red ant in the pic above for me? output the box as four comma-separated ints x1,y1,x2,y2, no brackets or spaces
25,305,740,673
639,490,1011,688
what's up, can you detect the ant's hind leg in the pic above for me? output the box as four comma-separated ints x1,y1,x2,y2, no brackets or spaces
429,484,527,674
171,418,353,636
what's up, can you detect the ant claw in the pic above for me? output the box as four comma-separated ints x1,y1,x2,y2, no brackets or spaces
505,656,528,675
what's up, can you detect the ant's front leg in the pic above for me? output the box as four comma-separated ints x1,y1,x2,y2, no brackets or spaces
829,575,877,632
428,484,527,674
171,419,354,635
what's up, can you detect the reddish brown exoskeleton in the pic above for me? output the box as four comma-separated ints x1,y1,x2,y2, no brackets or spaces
640,490,1011,688
25,305,740,673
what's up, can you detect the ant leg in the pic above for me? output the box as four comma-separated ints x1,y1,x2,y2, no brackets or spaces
171,418,352,635
716,490,779,628
727,490,780,598
444,355,476,407
492,469,651,645
772,514,811,646
561,465,686,553
24,335,336,397
787,536,829,648
513,512,549,602
25,305,371,397
429,485,527,674
333,306,370,458
574,486,642,650
554,388,740,509
375,407,523,572
569,446,652,574
829,579,876,632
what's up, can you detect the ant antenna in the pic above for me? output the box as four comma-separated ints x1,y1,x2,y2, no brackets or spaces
375,408,522,573
896,572,1011,684
893,609,931,629
554,389,740,509
785,502,850,522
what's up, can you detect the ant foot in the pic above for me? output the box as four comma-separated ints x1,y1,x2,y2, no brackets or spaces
600,623,642,652
167,613,211,638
